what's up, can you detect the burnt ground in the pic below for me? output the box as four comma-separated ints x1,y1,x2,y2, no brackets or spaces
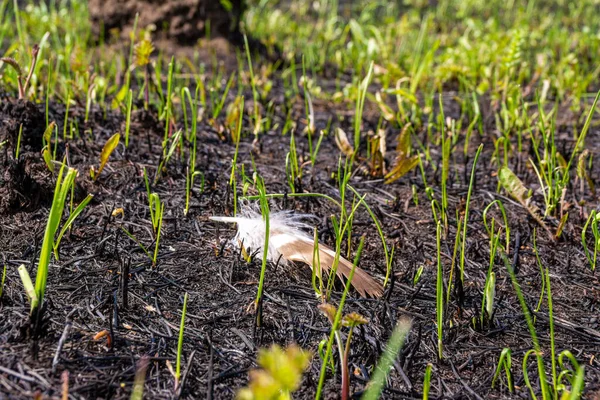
1,60,600,400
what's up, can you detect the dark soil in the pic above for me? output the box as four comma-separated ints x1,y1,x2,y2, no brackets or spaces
88,0,245,44
2,61,600,400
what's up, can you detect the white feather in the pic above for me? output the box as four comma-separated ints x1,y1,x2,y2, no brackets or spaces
210,205,315,264
210,203,383,297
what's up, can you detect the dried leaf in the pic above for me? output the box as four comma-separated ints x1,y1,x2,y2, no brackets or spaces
94,133,120,181
0,57,22,76
335,127,354,157
318,303,337,324
375,91,395,121
384,156,419,184
93,330,109,341
385,124,418,184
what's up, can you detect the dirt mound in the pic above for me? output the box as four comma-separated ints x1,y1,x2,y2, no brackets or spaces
0,99,46,152
0,100,55,213
88,0,245,44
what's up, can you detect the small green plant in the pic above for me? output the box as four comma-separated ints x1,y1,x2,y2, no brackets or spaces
318,300,368,400
362,318,412,400
315,233,365,399
423,363,432,400
254,176,270,326
491,348,514,393
285,132,301,193
155,129,182,184
413,265,423,286
18,164,87,317
0,264,7,300
243,34,261,138
122,185,164,266
53,194,94,260
501,253,550,399
162,57,175,156
435,220,444,359
175,292,188,390
457,145,483,301
582,210,599,271
237,344,311,400
14,123,23,160
130,356,149,400
124,89,133,147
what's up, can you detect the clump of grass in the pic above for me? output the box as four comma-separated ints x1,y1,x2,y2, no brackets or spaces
491,348,514,393
18,163,89,322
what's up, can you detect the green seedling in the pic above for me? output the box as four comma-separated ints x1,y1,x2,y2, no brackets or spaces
15,123,23,160
130,357,149,400
253,176,270,327
243,34,261,138
491,348,514,393
362,319,412,400
18,164,87,316
175,292,188,390
482,199,510,253
162,57,175,156
155,129,182,184
423,363,433,400
0,264,6,300
501,253,550,400
413,265,423,287
311,228,323,298
458,145,483,295
124,89,133,147
582,210,599,271
53,194,94,260
285,132,301,193
317,238,366,400
435,220,443,359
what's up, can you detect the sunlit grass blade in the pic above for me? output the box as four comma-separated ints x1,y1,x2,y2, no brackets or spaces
53,194,94,259
31,163,78,313
361,319,412,400
175,292,188,389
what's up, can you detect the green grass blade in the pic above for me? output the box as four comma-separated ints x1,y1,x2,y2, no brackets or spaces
361,319,412,400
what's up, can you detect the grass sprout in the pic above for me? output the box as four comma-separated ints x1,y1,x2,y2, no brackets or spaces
491,348,514,393
18,164,85,317
361,319,412,400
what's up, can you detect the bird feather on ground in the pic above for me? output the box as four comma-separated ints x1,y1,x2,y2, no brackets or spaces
210,205,383,298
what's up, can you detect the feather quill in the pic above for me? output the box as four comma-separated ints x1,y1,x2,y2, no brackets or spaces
210,206,383,298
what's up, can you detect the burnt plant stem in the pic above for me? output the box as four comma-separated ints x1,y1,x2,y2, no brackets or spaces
22,45,39,99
